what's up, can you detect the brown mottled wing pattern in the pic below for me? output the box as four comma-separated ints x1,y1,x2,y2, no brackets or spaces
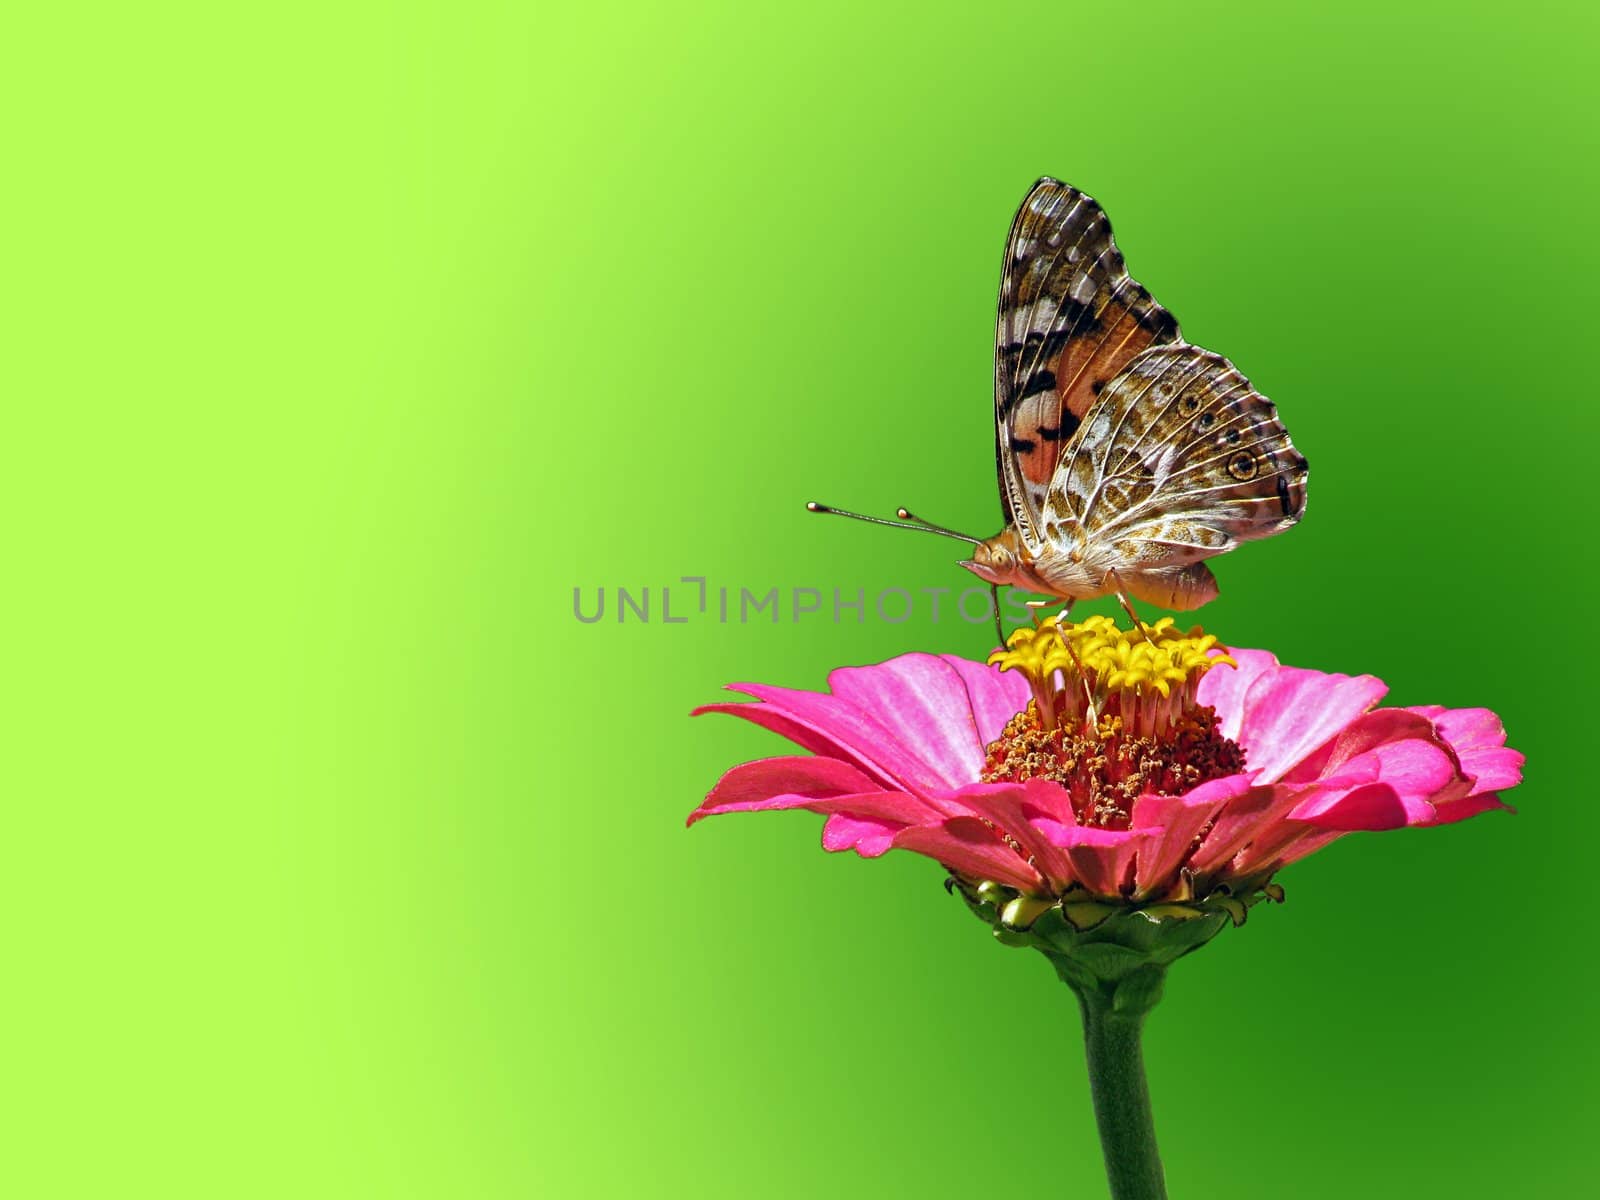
1046,345,1308,568
995,178,1182,545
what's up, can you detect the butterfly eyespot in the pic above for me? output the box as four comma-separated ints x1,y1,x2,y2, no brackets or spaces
1197,412,1215,429
1179,395,1200,414
1226,428,1242,445
1228,452,1259,481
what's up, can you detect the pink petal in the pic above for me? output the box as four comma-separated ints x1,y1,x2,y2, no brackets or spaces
1232,665,1389,783
823,813,903,857
1290,781,1432,831
689,755,891,824
827,655,989,788
1129,774,1255,896
696,678,953,795
1196,648,1280,741
1018,777,1078,826
1285,710,1476,829
1224,728,1452,872
891,816,1044,892
1313,710,1459,787
1232,720,1490,869
1037,823,1154,897
939,654,1031,746
1227,746,1447,872
692,768,940,842
949,782,1074,886
1281,709,1435,784
1410,706,1525,796
1030,815,1076,844
1185,783,1301,876
1361,737,1459,799
1431,790,1513,825
1244,824,1345,873
1227,795,1355,875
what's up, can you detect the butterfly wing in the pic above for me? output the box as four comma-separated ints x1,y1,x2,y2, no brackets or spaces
995,179,1182,545
1045,344,1308,573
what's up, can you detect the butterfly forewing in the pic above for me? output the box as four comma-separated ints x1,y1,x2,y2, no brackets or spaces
1048,344,1308,570
994,179,1182,544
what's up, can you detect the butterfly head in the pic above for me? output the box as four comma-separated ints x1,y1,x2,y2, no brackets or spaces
960,528,1032,589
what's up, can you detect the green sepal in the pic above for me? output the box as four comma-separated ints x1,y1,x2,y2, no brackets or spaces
1060,901,1115,931
1213,895,1249,926
1001,893,1057,930
948,874,1282,1007
975,880,1010,908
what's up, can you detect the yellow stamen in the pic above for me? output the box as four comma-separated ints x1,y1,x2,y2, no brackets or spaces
987,615,1235,736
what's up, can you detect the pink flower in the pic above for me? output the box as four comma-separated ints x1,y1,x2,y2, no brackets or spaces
689,619,1522,908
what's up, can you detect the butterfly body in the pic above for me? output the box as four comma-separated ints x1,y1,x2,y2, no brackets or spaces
969,179,1308,610
963,527,1221,610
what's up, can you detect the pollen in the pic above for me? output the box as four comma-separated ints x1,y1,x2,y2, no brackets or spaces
980,702,1245,829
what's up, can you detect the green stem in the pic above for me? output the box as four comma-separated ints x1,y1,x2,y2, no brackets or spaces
1076,985,1166,1200
965,894,1241,1197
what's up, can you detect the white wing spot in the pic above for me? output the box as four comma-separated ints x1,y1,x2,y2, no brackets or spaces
1028,191,1062,216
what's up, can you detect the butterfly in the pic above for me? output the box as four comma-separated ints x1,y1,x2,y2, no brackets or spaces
812,178,1307,627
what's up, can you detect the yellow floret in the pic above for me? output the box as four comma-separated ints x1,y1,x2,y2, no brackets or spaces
987,615,1236,730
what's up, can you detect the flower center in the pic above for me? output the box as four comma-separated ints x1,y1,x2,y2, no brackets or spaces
982,616,1246,828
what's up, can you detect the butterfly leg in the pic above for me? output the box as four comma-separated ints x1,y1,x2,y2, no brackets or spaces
1107,572,1158,646
990,583,1002,647
1042,600,1097,723
1021,596,1075,629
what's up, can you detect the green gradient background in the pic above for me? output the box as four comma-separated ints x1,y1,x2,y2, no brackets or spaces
6,2,1596,1196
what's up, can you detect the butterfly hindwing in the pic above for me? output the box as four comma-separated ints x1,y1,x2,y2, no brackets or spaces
995,179,1183,543
1046,344,1308,570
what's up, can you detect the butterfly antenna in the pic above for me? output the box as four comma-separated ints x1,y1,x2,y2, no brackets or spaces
806,502,984,546
894,508,984,544
809,502,1001,646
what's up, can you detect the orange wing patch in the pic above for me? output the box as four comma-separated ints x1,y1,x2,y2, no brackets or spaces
1054,302,1161,425
1009,302,1166,486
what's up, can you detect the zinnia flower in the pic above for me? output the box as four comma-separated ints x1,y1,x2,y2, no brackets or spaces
689,616,1522,1200
690,616,1521,925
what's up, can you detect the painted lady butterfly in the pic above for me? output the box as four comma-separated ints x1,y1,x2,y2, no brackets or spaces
813,178,1307,627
